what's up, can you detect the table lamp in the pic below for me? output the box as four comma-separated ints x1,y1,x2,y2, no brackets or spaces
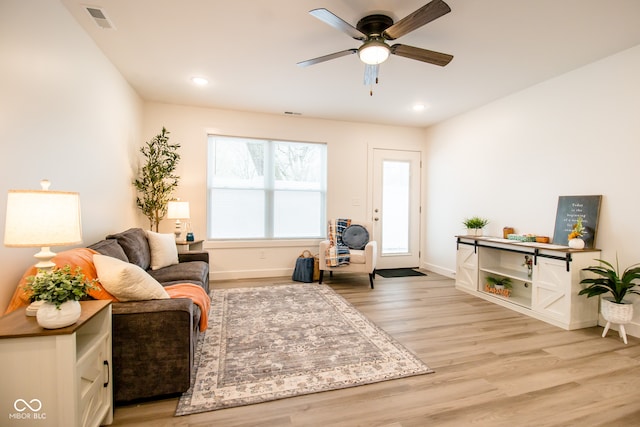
4,180,82,315
167,200,190,241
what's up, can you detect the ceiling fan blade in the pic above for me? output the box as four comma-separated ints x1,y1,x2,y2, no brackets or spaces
383,0,451,40
390,44,453,66
297,49,358,67
309,8,366,40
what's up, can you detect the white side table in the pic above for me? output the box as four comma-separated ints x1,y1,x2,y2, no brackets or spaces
0,300,113,426
176,239,204,253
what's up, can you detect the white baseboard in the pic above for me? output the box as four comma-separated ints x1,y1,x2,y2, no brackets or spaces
422,262,455,279
211,268,293,281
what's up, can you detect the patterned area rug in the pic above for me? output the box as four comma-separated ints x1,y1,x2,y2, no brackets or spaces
175,284,433,416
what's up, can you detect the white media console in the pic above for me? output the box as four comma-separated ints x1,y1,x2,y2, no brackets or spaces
455,236,601,330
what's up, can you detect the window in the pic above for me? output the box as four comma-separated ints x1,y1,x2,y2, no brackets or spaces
207,135,327,239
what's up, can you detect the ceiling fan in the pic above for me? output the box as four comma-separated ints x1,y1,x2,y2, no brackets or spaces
297,0,454,91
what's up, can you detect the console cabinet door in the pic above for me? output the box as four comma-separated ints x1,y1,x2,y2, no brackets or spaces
456,244,478,291
532,257,570,323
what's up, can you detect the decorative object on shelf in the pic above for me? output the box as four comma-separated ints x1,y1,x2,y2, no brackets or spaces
507,234,536,242
25,265,97,328
485,275,512,297
522,255,533,277
462,216,489,236
502,227,514,239
552,195,602,248
567,216,585,249
133,127,181,232
167,199,190,241
579,256,640,344
4,180,83,316
535,236,550,243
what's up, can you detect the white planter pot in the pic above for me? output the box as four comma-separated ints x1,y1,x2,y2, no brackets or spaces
36,300,81,329
568,238,585,249
601,297,633,324
468,228,483,237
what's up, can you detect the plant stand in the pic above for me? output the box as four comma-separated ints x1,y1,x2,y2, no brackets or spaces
601,321,629,345
600,298,633,344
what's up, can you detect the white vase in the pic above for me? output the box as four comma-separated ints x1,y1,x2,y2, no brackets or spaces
568,238,585,249
468,228,483,237
36,300,82,329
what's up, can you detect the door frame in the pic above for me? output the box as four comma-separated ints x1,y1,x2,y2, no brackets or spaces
368,147,423,270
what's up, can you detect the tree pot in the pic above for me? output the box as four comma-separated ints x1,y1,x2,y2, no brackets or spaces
36,300,82,329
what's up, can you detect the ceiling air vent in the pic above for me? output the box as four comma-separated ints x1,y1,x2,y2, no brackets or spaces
84,6,115,30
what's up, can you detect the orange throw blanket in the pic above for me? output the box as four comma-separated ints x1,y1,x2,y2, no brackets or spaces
164,283,211,332
4,248,211,333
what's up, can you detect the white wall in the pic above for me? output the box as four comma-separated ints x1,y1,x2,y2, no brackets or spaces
423,44,640,336
0,0,143,312
142,102,425,279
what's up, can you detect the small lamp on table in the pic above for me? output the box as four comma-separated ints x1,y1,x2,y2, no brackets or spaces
167,200,190,241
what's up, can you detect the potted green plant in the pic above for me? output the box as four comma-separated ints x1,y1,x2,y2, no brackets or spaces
25,265,97,329
133,127,181,231
486,275,512,290
485,275,512,297
463,216,489,236
579,256,640,344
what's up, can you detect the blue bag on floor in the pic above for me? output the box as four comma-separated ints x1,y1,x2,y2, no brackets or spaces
292,250,315,283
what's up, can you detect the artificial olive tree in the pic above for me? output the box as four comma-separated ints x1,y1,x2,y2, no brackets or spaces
133,127,180,231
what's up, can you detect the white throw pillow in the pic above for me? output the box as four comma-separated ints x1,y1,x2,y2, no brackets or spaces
93,254,170,301
145,230,179,270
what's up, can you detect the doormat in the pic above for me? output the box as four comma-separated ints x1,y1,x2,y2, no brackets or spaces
175,284,433,415
376,268,427,278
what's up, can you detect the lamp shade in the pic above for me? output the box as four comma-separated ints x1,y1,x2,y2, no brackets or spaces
4,189,82,247
167,201,190,219
358,40,390,65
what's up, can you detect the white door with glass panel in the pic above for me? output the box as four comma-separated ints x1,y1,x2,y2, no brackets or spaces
372,149,421,269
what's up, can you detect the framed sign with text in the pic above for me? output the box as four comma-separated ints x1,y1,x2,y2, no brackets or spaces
552,195,602,248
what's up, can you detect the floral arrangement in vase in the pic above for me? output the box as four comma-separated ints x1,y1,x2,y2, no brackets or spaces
567,217,585,249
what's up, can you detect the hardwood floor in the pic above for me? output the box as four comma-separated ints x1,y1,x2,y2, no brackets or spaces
110,273,640,426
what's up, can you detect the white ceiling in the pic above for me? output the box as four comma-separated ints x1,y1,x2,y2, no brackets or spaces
61,0,640,128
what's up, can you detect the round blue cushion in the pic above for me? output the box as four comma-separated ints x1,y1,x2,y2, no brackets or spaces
342,225,369,250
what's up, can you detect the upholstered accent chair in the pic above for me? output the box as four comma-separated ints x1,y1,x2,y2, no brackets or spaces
319,221,377,288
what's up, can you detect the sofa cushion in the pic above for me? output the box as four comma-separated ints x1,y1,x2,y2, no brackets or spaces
106,228,151,270
87,239,129,262
145,231,179,270
148,261,209,289
94,254,169,302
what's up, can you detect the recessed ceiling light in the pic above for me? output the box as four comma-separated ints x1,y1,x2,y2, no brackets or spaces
412,103,426,112
191,77,208,86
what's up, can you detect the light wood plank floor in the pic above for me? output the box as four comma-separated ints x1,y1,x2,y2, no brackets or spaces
111,273,640,426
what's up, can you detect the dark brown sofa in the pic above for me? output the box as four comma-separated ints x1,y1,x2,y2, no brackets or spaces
88,228,209,403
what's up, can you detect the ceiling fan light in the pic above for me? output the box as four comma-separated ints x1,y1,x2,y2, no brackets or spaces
358,40,390,65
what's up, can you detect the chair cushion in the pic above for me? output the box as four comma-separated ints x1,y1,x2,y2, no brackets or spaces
349,249,366,264
342,224,369,250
